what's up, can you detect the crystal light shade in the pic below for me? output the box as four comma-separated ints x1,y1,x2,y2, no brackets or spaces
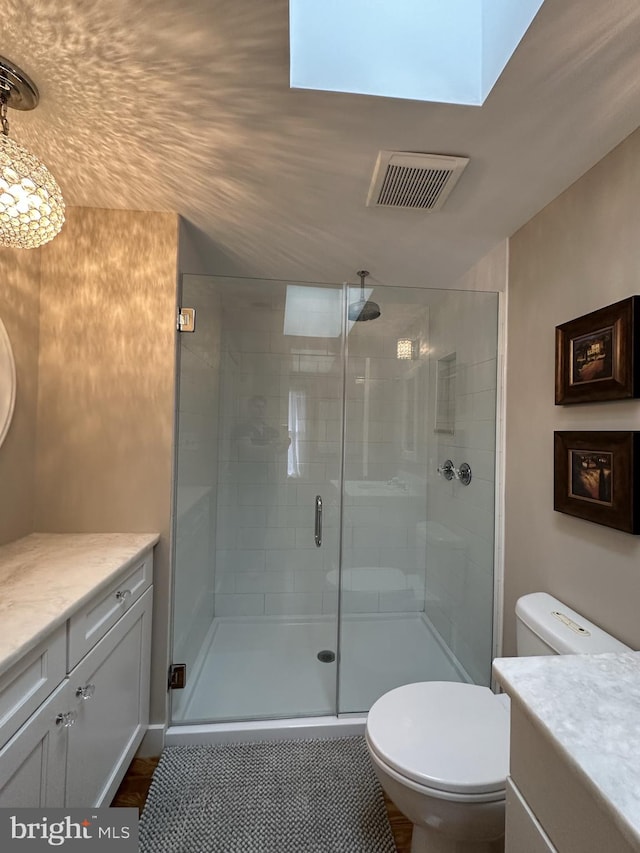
0,134,65,249
397,339,414,360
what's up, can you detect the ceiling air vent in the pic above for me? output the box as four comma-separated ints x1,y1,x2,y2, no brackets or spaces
366,151,469,211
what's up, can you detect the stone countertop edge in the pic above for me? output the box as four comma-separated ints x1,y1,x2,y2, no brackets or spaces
0,532,160,679
493,652,640,848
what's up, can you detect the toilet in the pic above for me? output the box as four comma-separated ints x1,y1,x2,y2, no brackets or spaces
365,592,631,853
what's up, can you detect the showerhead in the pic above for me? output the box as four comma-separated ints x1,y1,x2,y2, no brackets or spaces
348,270,381,322
348,298,381,322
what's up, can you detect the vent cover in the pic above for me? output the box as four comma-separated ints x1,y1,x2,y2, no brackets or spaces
366,151,469,211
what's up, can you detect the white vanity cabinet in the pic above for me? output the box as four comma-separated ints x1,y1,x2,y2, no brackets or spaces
495,654,640,853
65,589,152,806
0,537,155,809
504,698,637,853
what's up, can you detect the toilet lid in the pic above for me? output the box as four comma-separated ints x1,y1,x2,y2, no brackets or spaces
366,682,510,796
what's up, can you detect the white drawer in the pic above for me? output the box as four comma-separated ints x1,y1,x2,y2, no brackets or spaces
67,550,153,669
0,624,67,749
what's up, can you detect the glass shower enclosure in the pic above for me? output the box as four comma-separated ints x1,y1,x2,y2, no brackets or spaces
171,275,498,724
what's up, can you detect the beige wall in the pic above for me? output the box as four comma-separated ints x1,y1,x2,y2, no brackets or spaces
504,128,640,654
0,246,41,544
35,207,178,726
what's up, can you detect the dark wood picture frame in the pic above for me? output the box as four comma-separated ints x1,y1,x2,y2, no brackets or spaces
555,296,640,404
554,431,640,533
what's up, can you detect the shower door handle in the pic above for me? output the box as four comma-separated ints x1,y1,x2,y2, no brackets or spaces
314,495,323,547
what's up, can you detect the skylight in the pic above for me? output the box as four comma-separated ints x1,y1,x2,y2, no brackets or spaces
290,0,545,106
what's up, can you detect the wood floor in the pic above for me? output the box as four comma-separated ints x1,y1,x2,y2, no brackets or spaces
112,756,413,852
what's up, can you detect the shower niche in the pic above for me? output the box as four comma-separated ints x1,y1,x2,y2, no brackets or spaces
171,275,499,727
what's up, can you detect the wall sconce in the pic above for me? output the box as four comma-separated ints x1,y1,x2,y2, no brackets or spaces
397,339,415,360
0,55,65,249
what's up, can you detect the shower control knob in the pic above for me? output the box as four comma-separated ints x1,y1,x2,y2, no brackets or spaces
455,463,472,486
437,460,455,480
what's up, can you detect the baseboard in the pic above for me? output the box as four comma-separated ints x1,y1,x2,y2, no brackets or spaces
137,724,166,757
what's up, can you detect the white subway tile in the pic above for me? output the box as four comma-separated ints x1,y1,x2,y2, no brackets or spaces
294,571,332,592
379,590,422,612
216,550,266,573
216,484,238,506
235,571,294,594
353,526,407,549
341,590,379,613
214,572,236,594
468,359,497,393
266,549,324,571
214,594,265,617
238,527,296,550
472,389,497,421
322,592,339,614
214,526,237,549
236,506,268,527
264,593,323,616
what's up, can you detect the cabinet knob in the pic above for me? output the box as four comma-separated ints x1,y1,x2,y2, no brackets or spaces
55,710,78,728
75,683,96,700
115,589,132,602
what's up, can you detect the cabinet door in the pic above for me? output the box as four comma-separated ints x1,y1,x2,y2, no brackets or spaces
506,777,557,853
65,588,152,808
0,680,71,807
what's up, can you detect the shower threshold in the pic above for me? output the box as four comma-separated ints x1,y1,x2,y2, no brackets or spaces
167,612,470,745
165,713,368,746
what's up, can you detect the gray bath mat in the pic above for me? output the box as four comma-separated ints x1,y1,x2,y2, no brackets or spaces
139,735,397,852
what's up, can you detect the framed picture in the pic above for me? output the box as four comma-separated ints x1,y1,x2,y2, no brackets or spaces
554,431,640,533
555,296,640,404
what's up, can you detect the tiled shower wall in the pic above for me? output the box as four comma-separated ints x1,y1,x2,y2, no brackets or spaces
214,298,343,617
213,289,430,618
425,290,499,685
341,311,429,615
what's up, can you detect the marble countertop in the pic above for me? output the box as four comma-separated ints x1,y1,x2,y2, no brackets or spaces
493,652,640,846
0,532,159,678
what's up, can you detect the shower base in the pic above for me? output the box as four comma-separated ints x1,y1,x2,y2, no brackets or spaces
167,612,469,744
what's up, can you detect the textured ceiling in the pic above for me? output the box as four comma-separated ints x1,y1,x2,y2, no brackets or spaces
3,0,640,287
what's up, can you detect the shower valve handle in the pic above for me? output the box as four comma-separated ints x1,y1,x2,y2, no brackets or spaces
437,459,455,480
437,459,472,485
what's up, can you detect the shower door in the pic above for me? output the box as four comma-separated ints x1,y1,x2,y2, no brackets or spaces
171,275,344,723
171,275,499,725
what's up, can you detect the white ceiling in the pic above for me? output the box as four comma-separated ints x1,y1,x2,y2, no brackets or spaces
3,0,640,288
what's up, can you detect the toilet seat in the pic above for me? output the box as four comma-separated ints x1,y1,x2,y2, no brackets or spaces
366,735,505,804
366,681,510,798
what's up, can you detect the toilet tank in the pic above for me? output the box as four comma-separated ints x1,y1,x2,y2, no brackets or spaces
516,592,632,656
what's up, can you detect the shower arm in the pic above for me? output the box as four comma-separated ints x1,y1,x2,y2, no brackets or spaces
357,269,368,299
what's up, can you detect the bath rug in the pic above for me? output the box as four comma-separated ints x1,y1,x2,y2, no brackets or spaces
139,735,397,852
